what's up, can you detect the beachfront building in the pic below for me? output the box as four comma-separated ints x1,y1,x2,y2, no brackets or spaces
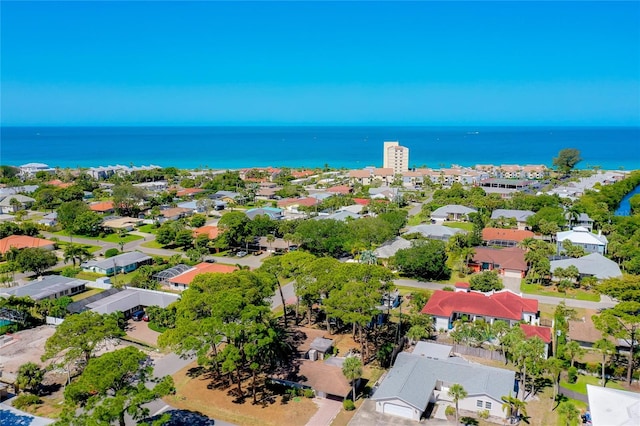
383,141,409,174
18,163,55,178
556,227,608,255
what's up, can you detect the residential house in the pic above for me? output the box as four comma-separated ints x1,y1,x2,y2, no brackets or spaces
0,276,88,301
245,207,283,220
0,235,56,254
326,185,352,195
315,210,360,222
587,385,640,426
158,207,193,223
177,200,206,214
550,253,622,281
556,227,608,255
81,252,152,276
166,262,238,291
568,315,609,349
102,217,143,232
403,224,467,241
69,286,180,319
372,350,516,421
133,181,168,193
258,236,290,253
520,324,552,359
468,247,528,278
373,237,411,259
308,337,334,360
89,201,115,214
566,212,594,231
193,225,221,240
430,205,477,224
482,228,534,247
0,194,35,213
175,188,205,198
490,209,535,230
211,191,245,205
18,163,54,178
38,212,58,227
0,186,39,198
277,197,319,213
421,289,539,331
348,169,374,186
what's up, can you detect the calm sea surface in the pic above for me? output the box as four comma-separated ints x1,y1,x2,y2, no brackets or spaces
1,126,638,171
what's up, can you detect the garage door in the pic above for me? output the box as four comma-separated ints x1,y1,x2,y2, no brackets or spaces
383,402,414,419
503,269,522,278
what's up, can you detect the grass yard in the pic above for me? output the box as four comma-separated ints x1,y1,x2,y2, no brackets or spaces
139,240,165,249
74,271,106,281
166,361,318,426
52,230,142,244
136,224,159,234
521,282,600,302
407,213,428,226
55,241,102,253
71,288,104,301
443,222,474,231
560,374,624,394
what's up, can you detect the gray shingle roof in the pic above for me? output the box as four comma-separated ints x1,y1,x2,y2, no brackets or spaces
490,209,535,222
374,237,411,258
1,276,90,301
82,252,152,270
550,253,622,280
404,224,466,239
431,205,477,218
372,353,515,410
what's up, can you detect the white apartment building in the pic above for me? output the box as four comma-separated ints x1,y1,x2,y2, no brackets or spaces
383,141,409,174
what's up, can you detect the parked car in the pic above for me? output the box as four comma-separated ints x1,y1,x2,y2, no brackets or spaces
237,251,248,257
132,310,145,321
142,314,150,322
253,250,263,256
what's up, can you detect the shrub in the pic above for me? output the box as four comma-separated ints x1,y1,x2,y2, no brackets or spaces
60,266,80,277
443,286,454,292
304,389,315,398
13,393,42,409
343,399,355,411
586,362,600,375
568,366,578,383
445,405,456,416
478,409,490,419
105,248,119,258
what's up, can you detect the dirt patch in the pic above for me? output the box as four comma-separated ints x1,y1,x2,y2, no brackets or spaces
0,325,55,375
166,360,318,426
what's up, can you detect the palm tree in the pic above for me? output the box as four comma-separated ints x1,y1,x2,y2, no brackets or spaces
342,356,363,402
593,338,616,386
545,357,564,401
501,393,528,422
564,340,585,368
448,383,467,425
63,243,93,267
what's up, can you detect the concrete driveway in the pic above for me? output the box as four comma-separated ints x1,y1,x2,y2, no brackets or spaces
126,319,160,347
348,399,455,426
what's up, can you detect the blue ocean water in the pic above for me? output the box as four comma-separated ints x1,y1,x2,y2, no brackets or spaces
1,126,638,171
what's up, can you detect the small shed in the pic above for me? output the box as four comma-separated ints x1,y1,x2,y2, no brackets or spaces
309,337,334,360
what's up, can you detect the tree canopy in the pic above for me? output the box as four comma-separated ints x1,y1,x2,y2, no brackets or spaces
553,148,582,174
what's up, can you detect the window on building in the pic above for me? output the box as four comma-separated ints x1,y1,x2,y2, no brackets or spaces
485,401,492,409
476,400,483,408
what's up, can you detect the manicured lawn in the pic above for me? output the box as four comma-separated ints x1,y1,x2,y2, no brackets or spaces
521,282,600,302
137,224,159,234
55,241,102,253
52,230,142,244
443,222,474,231
560,374,624,394
74,271,106,281
407,214,427,226
140,240,165,249
71,288,104,301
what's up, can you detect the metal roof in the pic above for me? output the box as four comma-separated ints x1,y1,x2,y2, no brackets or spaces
1,276,90,301
550,253,622,280
82,251,152,270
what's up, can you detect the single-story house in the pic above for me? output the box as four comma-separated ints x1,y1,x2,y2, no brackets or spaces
468,247,528,278
315,210,360,222
0,276,89,301
76,287,180,318
177,200,206,213
167,262,238,291
490,209,534,230
403,224,467,241
175,188,205,198
372,352,516,421
211,191,245,204
89,201,115,214
421,289,539,331
257,236,290,253
245,207,284,220
587,384,640,426
277,197,320,212
568,316,610,349
326,185,352,195
193,225,221,240
556,227,608,255
430,205,477,224
158,207,193,222
482,228,534,247
520,324,552,358
0,194,36,213
373,237,411,259
308,337,334,360
81,251,152,276
550,253,622,280
102,217,143,231
0,185,38,198
566,212,594,231
38,212,58,227
0,235,56,254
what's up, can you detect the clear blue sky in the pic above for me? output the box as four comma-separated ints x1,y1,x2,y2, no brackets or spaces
2,1,639,126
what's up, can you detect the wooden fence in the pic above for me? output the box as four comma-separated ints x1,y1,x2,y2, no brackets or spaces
452,344,506,362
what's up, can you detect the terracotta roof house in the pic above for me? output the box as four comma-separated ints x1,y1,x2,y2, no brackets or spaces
158,207,193,222
556,227,608,255
167,262,238,291
277,197,319,211
421,289,539,331
469,247,528,278
372,352,516,421
326,185,352,195
520,324,553,358
353,198,371,206
89,201,115,214
550,253,622,280
175,188,205,197
430,205,477,223
482,228,534,247
0,235,56,254
193,225,221,240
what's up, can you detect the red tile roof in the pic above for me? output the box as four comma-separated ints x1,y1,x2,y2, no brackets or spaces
471,247,527,272
169,262,238,285
0,235,55,254
89,201,115,212
455,282,470,288
353,198,371,205
176,188,204,197
291,170,315,178
482,228,534,243
277,197,319,208
193,226,220,239
520,324,552,343
326,185,352,194
421,289,538,321
47,179,73,188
